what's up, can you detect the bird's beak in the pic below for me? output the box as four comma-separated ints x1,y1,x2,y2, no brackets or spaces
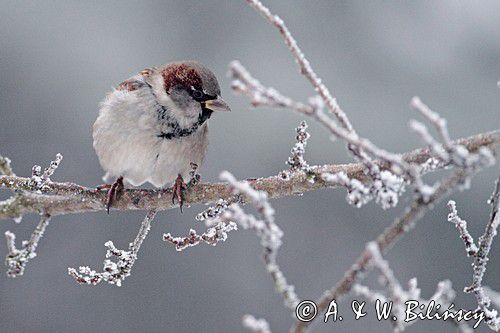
203,97,231,112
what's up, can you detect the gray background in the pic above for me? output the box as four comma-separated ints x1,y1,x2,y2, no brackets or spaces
0,1,499,332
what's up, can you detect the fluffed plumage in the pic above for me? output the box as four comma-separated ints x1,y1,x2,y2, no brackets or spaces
93,61,230,189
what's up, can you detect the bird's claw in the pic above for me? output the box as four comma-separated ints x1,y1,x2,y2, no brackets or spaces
106,176,124,214
172,174,187,213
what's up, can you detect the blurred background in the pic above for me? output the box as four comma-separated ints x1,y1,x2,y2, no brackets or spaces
0,1,499,332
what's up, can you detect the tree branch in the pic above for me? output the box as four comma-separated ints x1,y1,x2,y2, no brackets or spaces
448,177,500,330
0,130,498,220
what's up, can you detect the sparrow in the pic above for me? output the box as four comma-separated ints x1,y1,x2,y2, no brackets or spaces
92,61,231,212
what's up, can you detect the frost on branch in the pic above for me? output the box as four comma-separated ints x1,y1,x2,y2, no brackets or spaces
242,314,272,333
353,242,469,332
0,155,14,176
322,172,371,208
30,153,63,192
322,169,405,210
195,198,233,221
410,97,495,193
280,121,313,182
163,221,238,251
68,209,157,286
447,201,478,256
4,213,51,277
447,178,500,331
286,121,311,173
0,155,22,223
0,153,63,224
164,196,240,251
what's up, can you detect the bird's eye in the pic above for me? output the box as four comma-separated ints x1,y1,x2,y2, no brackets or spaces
192,89,204,100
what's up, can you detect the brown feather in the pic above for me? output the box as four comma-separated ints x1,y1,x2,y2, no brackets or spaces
161,63,203,93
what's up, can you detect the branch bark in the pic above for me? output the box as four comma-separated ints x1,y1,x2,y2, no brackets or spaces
0,130,498,220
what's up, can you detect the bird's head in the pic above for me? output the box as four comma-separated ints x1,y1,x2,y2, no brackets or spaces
151,61,230,124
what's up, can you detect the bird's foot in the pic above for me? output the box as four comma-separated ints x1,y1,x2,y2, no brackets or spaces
106,176,124,214
172,174,187,212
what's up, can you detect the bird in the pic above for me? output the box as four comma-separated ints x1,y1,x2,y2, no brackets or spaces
92,61,231,212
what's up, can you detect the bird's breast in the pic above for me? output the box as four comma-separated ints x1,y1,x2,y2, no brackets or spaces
93,87,209,188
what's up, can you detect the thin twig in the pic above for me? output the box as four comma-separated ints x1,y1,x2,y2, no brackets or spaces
4,213,51,277
244,0,353,132
455,177,500,330
68,209,157,286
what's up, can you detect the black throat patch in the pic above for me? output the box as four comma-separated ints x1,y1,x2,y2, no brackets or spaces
157,108,212,140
